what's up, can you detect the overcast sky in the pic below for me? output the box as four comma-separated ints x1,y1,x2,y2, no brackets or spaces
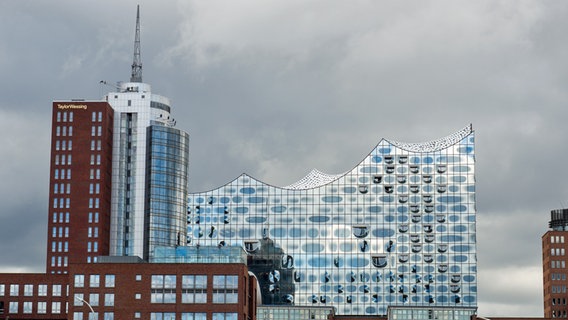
1,0,567,316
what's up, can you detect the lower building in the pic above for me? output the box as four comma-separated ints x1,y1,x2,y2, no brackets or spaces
0,247,257,320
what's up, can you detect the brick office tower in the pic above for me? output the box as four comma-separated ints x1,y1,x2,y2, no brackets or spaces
46,102,114,274
543,208,568,318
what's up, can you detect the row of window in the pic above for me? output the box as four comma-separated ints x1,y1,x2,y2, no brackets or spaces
0,284,63,296
53,183,71,194
87,242,99,253
91,126,103,137
89,183,101,194
52,226,69,238
51,241,69,253
551,273,566,281
55,154,72,165
71,312,237,320
90,169,102,180
6,301,62,314
55,125,73,137
50,256,68,268
52,212,70,223
74,292,114,307
149,312,237,320
552,236,566,244
91,140,102,151
551,260,566,268
74,274,115,288
92,111,103,122
54,169,71,180
89,198,101,209
552,248,566,256
90,155,102,166
56,111,74,122
55,140,73,151
73,311,115,320
149,275,239,304
552,285,567,294
53,198,70,209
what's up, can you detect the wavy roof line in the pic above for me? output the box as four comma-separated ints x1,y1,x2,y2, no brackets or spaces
387,124,473,152
284,169,345,190
282,125,473,190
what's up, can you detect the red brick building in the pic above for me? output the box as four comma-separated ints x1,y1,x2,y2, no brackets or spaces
542,209,568,318
47,102,114,275
0,259,257,320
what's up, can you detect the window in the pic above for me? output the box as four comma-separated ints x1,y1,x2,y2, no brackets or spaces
74,312,83,320
69,112,73,122
10,284,19,296
62,126,67,136
135,312,141,319
23,301,32,313
56,126,61,136
136,275,142,281
182,313,207,320
182,275,207,303
74,293,84,306
92,112,97,122
90,275,100,287
57,112,61,122
151,313,176,320
38,301,47,314
213,275,238,304
38,284,48,296
98,112,103,122
89,293,99,306
213,313,238,320
151,275,176,303
69,126,73,136
0,284,4,295
75,275,85,287
105,275,115,288
91,126,96,137
98,126,102,136
104,293,115,307
135,293,141,299
9,302,18,313
104,312,114,320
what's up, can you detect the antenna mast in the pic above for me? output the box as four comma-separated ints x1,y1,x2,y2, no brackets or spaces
130,5,143,82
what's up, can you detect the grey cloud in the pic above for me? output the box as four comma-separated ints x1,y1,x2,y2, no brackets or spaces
1,0,568,316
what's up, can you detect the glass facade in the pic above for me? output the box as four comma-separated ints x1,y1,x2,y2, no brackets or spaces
145,125,190,258
187,126,476,316
109,81,189,260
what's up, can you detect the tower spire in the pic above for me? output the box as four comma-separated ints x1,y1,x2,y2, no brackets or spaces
130,5,142,82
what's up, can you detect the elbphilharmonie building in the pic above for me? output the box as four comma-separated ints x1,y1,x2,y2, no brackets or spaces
187,125,476,317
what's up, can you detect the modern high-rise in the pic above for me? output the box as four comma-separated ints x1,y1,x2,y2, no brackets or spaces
47,5,190,273
542,208,568,318
106,6,190,261
187,126,477,317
